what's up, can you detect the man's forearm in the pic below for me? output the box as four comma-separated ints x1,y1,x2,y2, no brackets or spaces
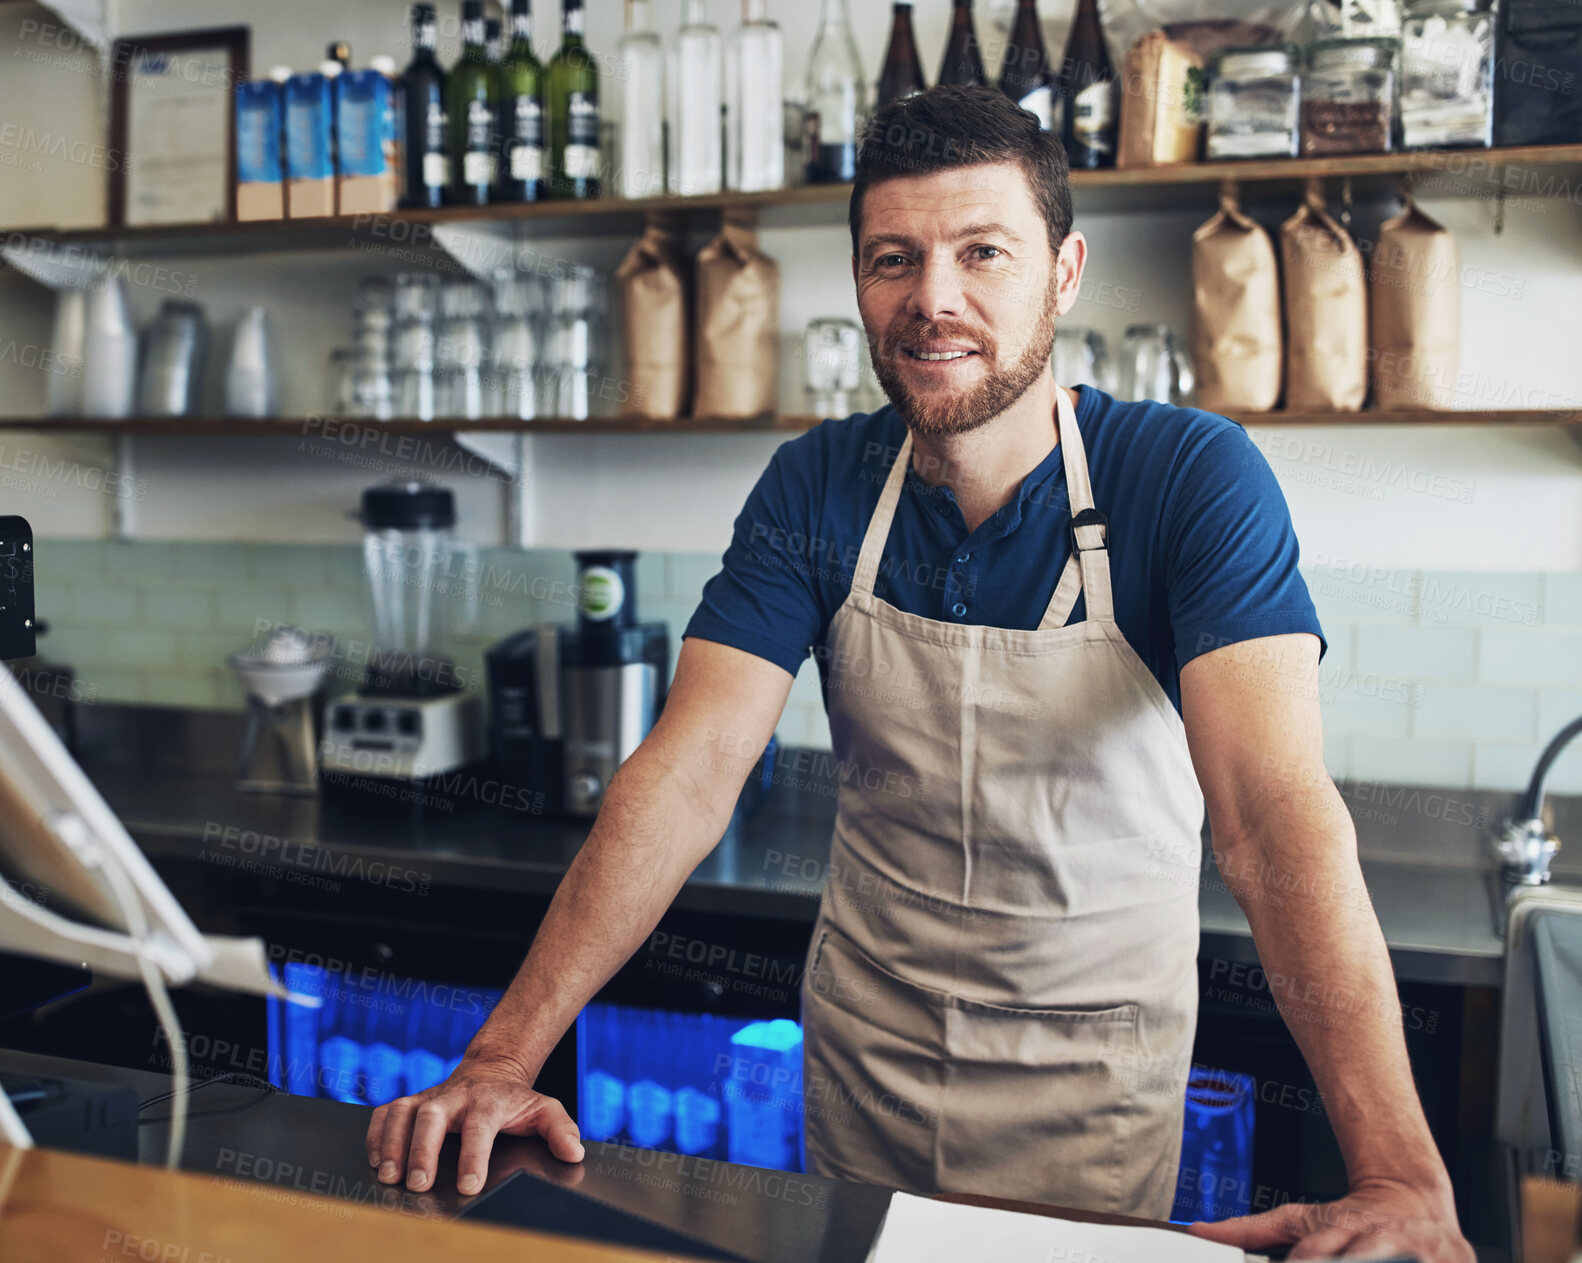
464,741,736,1083
1218,806,1452,1198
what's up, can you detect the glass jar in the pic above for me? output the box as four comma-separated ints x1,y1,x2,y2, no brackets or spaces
1399,0,1493,148
1301,36,1398,155
1206,44,1301,159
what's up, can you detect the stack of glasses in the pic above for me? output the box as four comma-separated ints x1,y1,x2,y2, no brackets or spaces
329,267,607,422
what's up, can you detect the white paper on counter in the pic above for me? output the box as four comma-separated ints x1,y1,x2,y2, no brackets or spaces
862,1192,1248,1263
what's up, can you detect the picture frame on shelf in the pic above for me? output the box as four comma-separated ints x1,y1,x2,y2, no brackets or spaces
108,26,250,228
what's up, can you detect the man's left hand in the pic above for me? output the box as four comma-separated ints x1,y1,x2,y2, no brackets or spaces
1184,1177,1474,1261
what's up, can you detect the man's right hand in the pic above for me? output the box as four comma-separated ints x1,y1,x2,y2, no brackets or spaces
365,1055,585,1195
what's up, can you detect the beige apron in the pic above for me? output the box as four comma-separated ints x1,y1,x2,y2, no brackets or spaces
799,388,1205,1219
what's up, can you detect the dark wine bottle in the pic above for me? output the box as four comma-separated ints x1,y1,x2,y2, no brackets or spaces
998,0,1053,130
877,4,926,105
485,17,503,64
399,3,448,209
448,0,496,204
1058,0,1116,168
937,0,986,88
547,0,600,198
495,0,545,202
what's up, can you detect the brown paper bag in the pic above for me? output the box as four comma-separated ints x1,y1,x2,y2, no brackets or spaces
1118,30,1204,168
1191,187,1281,411
694,210,779,419
1280,183,1367,411
1369,197,1461,410
617,216,690,419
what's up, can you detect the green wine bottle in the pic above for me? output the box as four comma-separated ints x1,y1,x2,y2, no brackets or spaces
546,0,599,199
448,0,496,204
495,0,545,201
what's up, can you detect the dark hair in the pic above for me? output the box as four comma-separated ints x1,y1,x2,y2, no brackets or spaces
848,85,1073,262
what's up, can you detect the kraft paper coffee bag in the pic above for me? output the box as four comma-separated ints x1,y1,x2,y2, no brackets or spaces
617,216,690,419
1369,197,1461,410
1191,187,1281,411
1280,182,1367,411
694,209,779,419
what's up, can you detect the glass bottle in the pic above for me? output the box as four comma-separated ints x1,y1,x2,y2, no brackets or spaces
448,0,496,204
495,0,546,202
1058,0,1117,167
804,0,867,184
878,4,926,105
1400,0,1493,149
616,0,665,197
669,0,724,195
727,0,785,192
999,0,1053,130
399,3,447,209
547,0,600,198
485,18,502,65
938,0,987,88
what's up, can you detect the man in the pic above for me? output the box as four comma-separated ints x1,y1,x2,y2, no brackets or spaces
368,86,1472,1259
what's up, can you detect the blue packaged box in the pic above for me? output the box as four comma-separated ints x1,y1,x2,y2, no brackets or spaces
284,71,335,216
336,68,398,212
235,79,283,220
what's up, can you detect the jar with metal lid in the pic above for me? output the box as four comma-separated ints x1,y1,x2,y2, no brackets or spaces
1400,0,1493,148
1301,36,1398,154
1206,44,1301,159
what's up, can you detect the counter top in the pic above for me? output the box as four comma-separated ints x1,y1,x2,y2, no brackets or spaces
86,757,1507,987
0,1050,1180,1263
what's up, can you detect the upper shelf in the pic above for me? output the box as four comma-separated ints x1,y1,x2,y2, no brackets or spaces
8,143,1582,260
1,408,1577,437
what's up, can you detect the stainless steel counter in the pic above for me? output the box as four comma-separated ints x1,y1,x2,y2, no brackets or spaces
71,704,1545,988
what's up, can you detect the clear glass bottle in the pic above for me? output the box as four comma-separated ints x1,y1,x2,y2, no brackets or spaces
616,0,665,197
727,0,785,192
1400,0,1493,148
804,0,867,184
1300,36,1398,155
669,0,723,195
1206,44,1301,159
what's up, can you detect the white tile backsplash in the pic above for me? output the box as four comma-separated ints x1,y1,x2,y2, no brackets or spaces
29,537,1582,796
1413,682,1539,745
1477,625,1582,690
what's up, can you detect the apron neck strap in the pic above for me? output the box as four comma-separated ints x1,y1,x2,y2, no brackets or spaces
851,430,912,598
850,389,1113,624
1041,386,1113,627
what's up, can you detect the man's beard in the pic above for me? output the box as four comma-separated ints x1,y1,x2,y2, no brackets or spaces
868,279,1060,437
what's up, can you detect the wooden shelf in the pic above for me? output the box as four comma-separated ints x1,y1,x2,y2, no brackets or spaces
7,143,1581,258
0,408,1576,437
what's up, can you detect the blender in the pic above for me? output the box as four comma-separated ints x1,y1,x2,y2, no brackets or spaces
319,482,482,798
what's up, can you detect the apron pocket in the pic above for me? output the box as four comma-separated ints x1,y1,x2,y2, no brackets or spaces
937,998,1144,1213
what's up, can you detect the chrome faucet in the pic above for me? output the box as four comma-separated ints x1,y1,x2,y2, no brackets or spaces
1493,715,1581,889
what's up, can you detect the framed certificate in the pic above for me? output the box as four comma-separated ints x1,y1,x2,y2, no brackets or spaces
108,27,249,227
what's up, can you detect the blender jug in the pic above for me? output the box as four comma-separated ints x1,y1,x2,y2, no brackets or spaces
358,482,473,696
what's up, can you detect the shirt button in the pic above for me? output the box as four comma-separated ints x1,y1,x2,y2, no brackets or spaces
956,553,970,564
951,602,967,618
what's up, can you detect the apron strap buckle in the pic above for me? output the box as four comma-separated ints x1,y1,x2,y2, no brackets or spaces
1070,507,1109,553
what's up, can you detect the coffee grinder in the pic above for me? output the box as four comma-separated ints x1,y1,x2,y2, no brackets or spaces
485,550,668,818
319,482,482,798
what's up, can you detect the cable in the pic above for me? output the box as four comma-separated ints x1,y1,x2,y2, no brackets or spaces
137,1070,277,1115
0,1078,33,1149
94,843,188,1171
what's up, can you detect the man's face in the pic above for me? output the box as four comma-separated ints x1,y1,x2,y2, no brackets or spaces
853,161,1079,437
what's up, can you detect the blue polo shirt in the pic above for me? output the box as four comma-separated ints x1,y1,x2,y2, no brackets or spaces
684,386,1325,715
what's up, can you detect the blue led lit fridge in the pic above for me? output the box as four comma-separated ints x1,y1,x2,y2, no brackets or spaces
577,1003,805,1172
270,961,502,1106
